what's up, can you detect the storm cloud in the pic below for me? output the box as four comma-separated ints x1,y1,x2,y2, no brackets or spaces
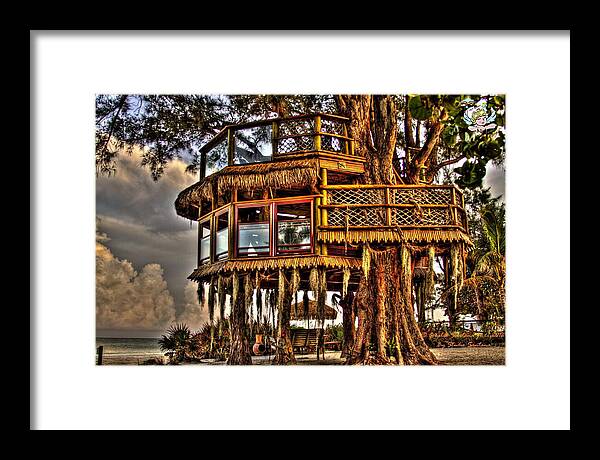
96,147,200,334
96,232,176,331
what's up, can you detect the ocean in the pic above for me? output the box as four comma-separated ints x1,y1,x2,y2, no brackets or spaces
96,337,165,365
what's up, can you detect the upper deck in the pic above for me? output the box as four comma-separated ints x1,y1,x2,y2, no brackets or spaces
198,113,364,178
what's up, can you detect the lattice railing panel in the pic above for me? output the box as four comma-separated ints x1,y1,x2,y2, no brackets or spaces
277,136,314,153
390,188,452,205
320,118,346,136
321,135,345,153
277,118,314,137
328,207,387,227
327,188,385,205
391,207,452,226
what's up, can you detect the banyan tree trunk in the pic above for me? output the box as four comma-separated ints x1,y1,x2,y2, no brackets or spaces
227,274,252,365
272,269,296,365
346,245,437,365
341,292,355,358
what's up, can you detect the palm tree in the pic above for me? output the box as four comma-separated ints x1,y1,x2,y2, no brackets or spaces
158,323,194,363
460,206,506,322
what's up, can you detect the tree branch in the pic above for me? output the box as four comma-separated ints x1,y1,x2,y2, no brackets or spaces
99,95,127,155
431,154,467,173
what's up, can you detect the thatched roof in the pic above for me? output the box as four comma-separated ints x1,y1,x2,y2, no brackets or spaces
188,255,362,281
290,300,337,320
318,229,473,247
175,159,319,220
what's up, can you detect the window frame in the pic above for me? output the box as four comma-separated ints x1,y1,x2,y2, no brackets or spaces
198,215,212,266
234,202,273,258
213,207,230,262
234,197,314,258
274,199,314,255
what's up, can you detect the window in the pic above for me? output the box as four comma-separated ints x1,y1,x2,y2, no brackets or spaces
199,218,211,265
234,126,272,165
276,202,312,254
237,205,270,257
205,139,228,176
215,210,229,261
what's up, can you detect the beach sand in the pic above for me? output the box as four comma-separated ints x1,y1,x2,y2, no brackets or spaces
99,346,505,365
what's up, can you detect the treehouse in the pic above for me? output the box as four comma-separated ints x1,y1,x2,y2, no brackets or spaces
174,113,472,363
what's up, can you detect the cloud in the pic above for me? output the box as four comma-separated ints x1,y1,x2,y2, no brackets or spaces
176,281,211,330
96,145,197,233
96,233,177,331
484,164,506,201
96,146,199,310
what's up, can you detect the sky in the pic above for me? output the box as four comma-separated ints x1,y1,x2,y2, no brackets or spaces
96,147,206,337
96,144,505,338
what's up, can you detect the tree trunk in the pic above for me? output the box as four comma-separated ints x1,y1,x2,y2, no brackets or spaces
340,292,355,358
336,95,398,184
227,273,252,365
272,269,296,364
346,245,437,365
336,95,437,365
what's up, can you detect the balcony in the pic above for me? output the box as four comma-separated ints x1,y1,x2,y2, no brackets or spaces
318,184,470,245
200,114,358,178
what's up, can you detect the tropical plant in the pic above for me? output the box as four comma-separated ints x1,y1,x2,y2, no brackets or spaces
280,222,310,245
458,204,506,322
193,317,231,360
158,323,199,364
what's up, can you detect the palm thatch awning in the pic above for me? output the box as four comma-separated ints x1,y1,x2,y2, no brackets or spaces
187,255,362,281
175,159,319,220
318,229,473,247
290,300,337,320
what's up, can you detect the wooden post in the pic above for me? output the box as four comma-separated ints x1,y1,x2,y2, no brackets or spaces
343,123,350,156
199,151,207,179
314,115,322,151
272,121,278,157
451,188,458,225
321,168,328,226
227,128,235,165
97,345,104,365
320,167,328,256
384,187,392,226
460,190,468,233
315,196,322,255
228,198,235,259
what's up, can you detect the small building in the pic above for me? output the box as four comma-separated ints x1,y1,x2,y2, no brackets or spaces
175,113,471,332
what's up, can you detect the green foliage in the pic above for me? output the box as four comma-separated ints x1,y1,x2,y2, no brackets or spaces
436,95,505,189
453,160,487,188
324,323,344,342
96,94,335,180
158,323,199,364
96,93,504,190
458,195,506,322
408,95,432,120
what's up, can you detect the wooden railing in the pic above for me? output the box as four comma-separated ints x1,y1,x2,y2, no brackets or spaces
318,184,468,233
200,114,356,178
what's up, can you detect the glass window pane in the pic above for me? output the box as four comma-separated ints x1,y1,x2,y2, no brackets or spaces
277,202,311,254
200,220,211,264
215,211,229,261
205,139,228,176
234,125,272,165
237,206,270,257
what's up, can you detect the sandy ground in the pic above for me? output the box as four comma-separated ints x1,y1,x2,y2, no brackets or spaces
100,346,504,365
200,346,505,366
